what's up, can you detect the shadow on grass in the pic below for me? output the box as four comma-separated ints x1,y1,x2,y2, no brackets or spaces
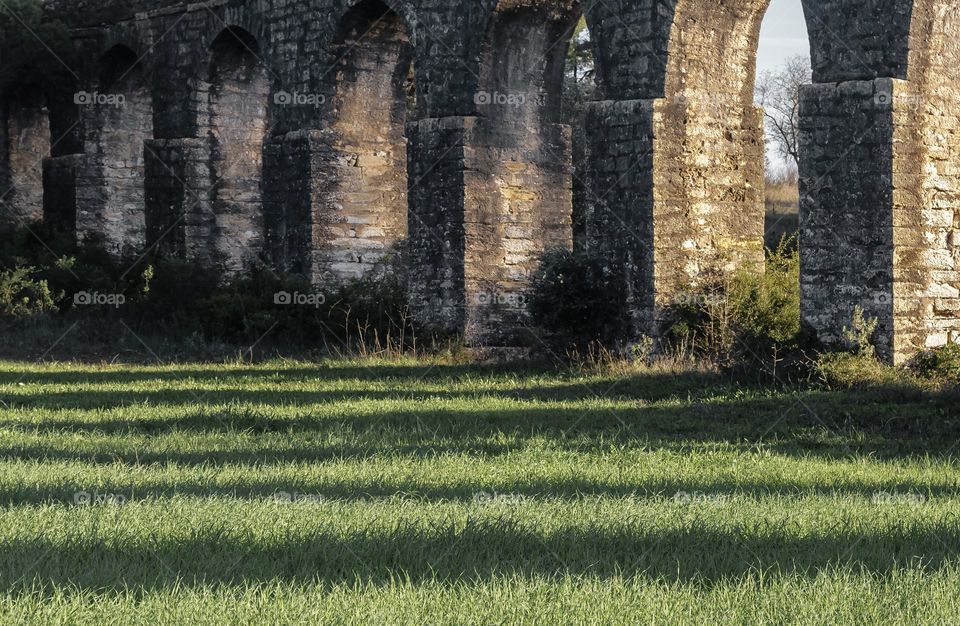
0,364,539,386
0,390,956,461
2,520,958,591
0,366,730,406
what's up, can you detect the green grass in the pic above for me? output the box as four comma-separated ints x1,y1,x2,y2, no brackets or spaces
0,359,958,624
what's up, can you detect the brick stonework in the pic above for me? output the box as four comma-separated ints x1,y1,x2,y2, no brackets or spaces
0,0,956,361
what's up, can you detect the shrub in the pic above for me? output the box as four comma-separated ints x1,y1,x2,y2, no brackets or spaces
0,266,57,318
668,240,802,372
913,344,960,383
842,305,879,359
528,248,631,348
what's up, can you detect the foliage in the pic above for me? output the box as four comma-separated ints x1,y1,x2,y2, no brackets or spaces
913,343,960,383
668,240,803,373
842,305,880,359
0,224,414,356
0,0,72,88
814,351,914,391
0,265,56,317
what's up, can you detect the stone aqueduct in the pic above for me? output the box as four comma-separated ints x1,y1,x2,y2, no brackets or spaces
0,0,958,362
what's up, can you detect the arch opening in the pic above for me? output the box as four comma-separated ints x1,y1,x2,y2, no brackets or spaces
562,15,596,250
205,27,270,273
659,0,804,291
316,0,415,284
754,0,810,250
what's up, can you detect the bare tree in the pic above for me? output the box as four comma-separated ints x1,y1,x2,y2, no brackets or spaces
755,55,811,170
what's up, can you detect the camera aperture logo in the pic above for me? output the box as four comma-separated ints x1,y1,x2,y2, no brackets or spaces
473,491,525,506
274,291,326,308
673,292,723,308
74,91,126,108
274,90,325,108
74,291,126,308
673,491,730,505
872,491,927,506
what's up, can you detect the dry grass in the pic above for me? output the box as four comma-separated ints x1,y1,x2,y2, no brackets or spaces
765,179,800,249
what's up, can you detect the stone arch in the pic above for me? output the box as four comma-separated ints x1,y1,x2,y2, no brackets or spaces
204,26,270,273
463,0,582,344
794,0,959,361
96,27,150,76
579,0,819,342
476,0,582,124
310,0,416,283
658,0,813,293
76,44,154,255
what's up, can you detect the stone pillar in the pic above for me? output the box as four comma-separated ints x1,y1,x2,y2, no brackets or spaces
799,79,896,357
801,77,960,363
406,116,468,337
407,115,573,345
264,127,411,288
584,97,766,340
143,138,213,261
263,130,334,283
583,100,656,337
73,92,154,255
0,90,50,229
42,154,84,235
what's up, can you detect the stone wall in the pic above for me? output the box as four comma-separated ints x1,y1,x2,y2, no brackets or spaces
205,28,270,273
898,2,960,354
314,4,412,284
0,0,957,361
75,47,153,254
1,86,50,226
797,1,960,363
799,80,897,356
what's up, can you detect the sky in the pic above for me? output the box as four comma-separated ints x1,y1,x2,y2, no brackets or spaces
756,0,809,172
756,0,810,79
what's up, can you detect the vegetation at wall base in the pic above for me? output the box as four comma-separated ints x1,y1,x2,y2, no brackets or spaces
0,223,421,358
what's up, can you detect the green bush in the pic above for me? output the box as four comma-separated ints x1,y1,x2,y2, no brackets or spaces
842,305,880,359
0,266,57,318
528,248,631,348
913,344,960,383
668,240,802,371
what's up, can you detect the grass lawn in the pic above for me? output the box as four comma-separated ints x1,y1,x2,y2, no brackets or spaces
0,358,958,624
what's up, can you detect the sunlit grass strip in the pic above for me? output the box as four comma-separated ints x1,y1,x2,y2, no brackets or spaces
0,360,957,623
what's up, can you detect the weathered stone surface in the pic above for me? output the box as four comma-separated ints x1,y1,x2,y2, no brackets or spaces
0,0,957,361
1,86,50,227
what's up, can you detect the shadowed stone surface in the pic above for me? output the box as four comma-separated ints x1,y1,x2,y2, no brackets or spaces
0,0,957,362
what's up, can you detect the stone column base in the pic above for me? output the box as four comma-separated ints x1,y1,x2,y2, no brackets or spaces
407,115,574,345
144,138,213,261
42,154,85,235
